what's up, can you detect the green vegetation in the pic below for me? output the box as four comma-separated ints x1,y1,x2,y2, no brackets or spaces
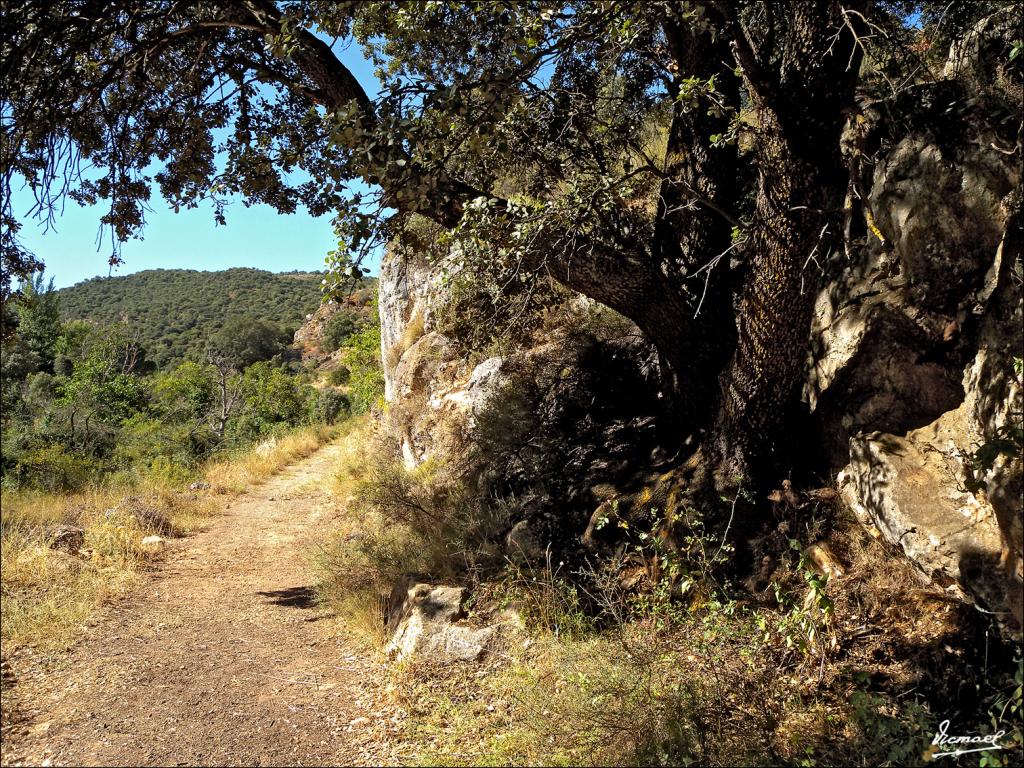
210,316,292,370
55,268,325,369
318,418,1023,766
323,307,366,352
339,322,385,415
2,271,381,493
11,0,1008,495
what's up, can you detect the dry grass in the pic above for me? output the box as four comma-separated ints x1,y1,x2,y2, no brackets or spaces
383,571,782,767
1,424,337,654
385,307,425,372
203,424,338,494
311,418,771,764
312,416,406,649
311,419,772,764
312,416,510,651
0,485,215,652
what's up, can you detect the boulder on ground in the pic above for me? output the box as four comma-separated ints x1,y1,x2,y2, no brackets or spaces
48,524,85,554
505,519,545,563
384,582,496,662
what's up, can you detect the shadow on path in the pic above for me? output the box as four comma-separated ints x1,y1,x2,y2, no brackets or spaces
256,586,317,609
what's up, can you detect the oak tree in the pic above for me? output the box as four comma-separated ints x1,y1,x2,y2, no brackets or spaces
3,1,1011,498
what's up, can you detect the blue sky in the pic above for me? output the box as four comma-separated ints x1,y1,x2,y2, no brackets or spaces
11,41,383,290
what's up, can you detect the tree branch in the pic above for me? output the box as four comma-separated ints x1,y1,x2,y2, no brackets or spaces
729,21,780,106
241,0,373,113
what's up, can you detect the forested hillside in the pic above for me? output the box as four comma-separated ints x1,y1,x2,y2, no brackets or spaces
2,268,384,493
56,268,325,368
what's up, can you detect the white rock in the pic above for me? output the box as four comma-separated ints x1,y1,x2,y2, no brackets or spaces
385,583,496,663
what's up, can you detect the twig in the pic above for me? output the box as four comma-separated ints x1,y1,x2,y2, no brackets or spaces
264,673,321,686
712,487,741,563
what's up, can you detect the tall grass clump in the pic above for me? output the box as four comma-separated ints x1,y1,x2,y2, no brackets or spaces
202,423,338,494
0,484,213,651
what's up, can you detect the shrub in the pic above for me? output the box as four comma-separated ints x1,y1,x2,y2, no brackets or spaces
153,361,217,422
309,388,350,424
139,454,195,487
327,365,351,386
432,260,565,354
340,325,384,415
323,308,363,351
314,418,513,645
113,414,216,478
384,308,425,372
229,361,311,441
13,443,100,491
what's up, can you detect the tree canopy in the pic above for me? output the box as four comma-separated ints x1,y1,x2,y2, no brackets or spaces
210,314,291,369
4,0,1020,489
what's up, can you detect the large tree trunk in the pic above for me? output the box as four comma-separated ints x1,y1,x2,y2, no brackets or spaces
649,16,740,429
715,118,844,485
713,1,865,490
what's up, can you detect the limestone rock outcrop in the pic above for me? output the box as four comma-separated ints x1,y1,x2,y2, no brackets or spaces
384,582,496,662
807,57,1022,627
292,281,377,366
375,17,1022,632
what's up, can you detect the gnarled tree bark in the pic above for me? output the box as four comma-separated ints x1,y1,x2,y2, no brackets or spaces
713,1,865,489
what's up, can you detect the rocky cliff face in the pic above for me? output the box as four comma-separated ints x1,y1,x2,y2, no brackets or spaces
805,67,1022,627
293,300,344,362
292,281,377,366
375,20,1022,633
378,246,438,402
377,238,665,557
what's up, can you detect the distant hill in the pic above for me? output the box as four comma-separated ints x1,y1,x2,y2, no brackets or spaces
56,268,329,369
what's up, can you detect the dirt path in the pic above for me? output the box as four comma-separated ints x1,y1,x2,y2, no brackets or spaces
1,442,402,767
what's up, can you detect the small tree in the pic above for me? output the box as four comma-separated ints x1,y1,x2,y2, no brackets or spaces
154,361,218,423
210,316,291,370
207,352,243,440
308,388,350,424
55,324,151,451
1,273,61,419
149,360,222,459
322,308,363,351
